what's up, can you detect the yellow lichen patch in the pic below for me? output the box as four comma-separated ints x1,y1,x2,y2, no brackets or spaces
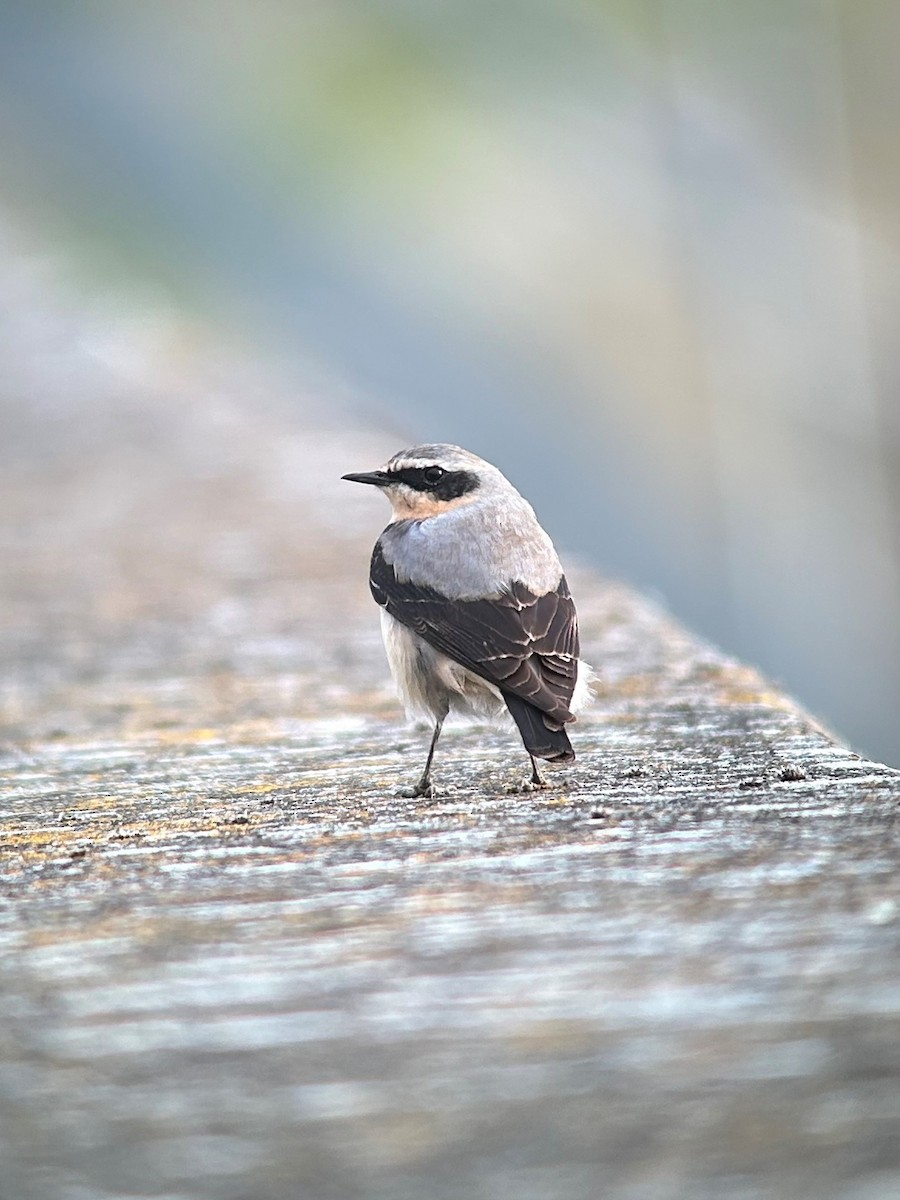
223,780,283,797
539,793,571,806
1,829,66,848
69,793,128,812
718,686,797,711
150,727,222,745
1,821,110,848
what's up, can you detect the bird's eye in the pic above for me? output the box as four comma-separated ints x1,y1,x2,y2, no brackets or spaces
423,466,444,486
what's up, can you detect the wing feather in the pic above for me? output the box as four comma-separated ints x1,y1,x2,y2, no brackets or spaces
370,541,578,723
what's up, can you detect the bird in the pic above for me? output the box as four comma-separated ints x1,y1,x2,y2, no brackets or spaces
342,444,591,797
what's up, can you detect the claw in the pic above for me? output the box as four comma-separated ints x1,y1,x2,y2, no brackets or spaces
401,779,436,799
506,777,549,794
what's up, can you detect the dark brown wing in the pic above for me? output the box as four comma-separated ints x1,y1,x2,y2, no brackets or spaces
370,541,579,724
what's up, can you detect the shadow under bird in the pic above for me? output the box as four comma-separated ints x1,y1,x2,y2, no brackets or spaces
343,444,591,795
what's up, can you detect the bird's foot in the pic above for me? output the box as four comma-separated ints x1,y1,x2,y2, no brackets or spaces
505,777,550,794
401,778,436,799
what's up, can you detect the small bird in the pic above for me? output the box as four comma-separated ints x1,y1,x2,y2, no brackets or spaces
343,444,591,796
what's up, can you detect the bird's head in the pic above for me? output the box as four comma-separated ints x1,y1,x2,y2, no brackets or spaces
343,444,502,521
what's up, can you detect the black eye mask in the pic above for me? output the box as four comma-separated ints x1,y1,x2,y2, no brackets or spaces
388,466,479,501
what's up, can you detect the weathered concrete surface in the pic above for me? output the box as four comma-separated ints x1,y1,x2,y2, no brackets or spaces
2,269,900,1200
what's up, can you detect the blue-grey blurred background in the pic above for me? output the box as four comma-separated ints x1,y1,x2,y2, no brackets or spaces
1,1,898,764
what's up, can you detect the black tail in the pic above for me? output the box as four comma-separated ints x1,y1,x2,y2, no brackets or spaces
503,693,575,763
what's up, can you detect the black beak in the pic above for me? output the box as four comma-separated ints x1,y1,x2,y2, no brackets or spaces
342,470,390,487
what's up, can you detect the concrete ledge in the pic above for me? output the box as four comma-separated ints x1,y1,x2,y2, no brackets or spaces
2,320,900,1199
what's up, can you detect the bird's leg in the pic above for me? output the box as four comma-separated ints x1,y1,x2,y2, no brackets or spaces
409,717,444,798
528,754,549,789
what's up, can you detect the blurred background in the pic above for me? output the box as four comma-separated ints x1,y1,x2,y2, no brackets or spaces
0,0,898,764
